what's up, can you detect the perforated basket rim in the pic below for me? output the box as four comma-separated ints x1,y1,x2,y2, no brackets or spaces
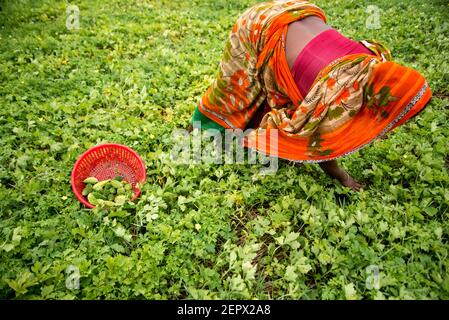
71,143,146,208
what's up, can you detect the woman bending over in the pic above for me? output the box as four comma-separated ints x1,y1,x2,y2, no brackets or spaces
188,0,432,191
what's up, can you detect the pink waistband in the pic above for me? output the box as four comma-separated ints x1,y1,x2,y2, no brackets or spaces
291,29,374,98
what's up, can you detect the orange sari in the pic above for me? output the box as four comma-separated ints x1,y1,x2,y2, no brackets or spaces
198,0,432,162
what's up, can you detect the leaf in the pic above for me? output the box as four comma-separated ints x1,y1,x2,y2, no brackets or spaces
12,227,22,243
344,283,359,300
242,261,256,281
110,243,126,253
297,257,312,274
284,265,297,282
229,275,246,292
229,251,238,269
275,235,284,245
6,271,39,295
1,243,15,252
114,225,132,242
284,232,299,244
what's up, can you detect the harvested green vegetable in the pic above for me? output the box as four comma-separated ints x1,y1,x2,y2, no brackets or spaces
83,176,134,207
110,180,122,189
87,193,98,206
92,179,110,191
82,184,92,196
83,177,99,184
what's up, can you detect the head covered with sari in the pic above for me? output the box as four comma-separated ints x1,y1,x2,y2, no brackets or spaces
197,0,432,162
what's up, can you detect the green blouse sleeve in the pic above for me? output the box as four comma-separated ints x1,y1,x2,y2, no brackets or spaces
191,106,225,133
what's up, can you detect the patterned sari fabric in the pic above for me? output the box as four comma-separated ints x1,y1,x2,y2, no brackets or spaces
197,0,432,162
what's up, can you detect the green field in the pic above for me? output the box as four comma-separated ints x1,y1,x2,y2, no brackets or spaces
1,0,448,299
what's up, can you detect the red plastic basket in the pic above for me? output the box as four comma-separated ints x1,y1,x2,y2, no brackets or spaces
71,143,146,208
